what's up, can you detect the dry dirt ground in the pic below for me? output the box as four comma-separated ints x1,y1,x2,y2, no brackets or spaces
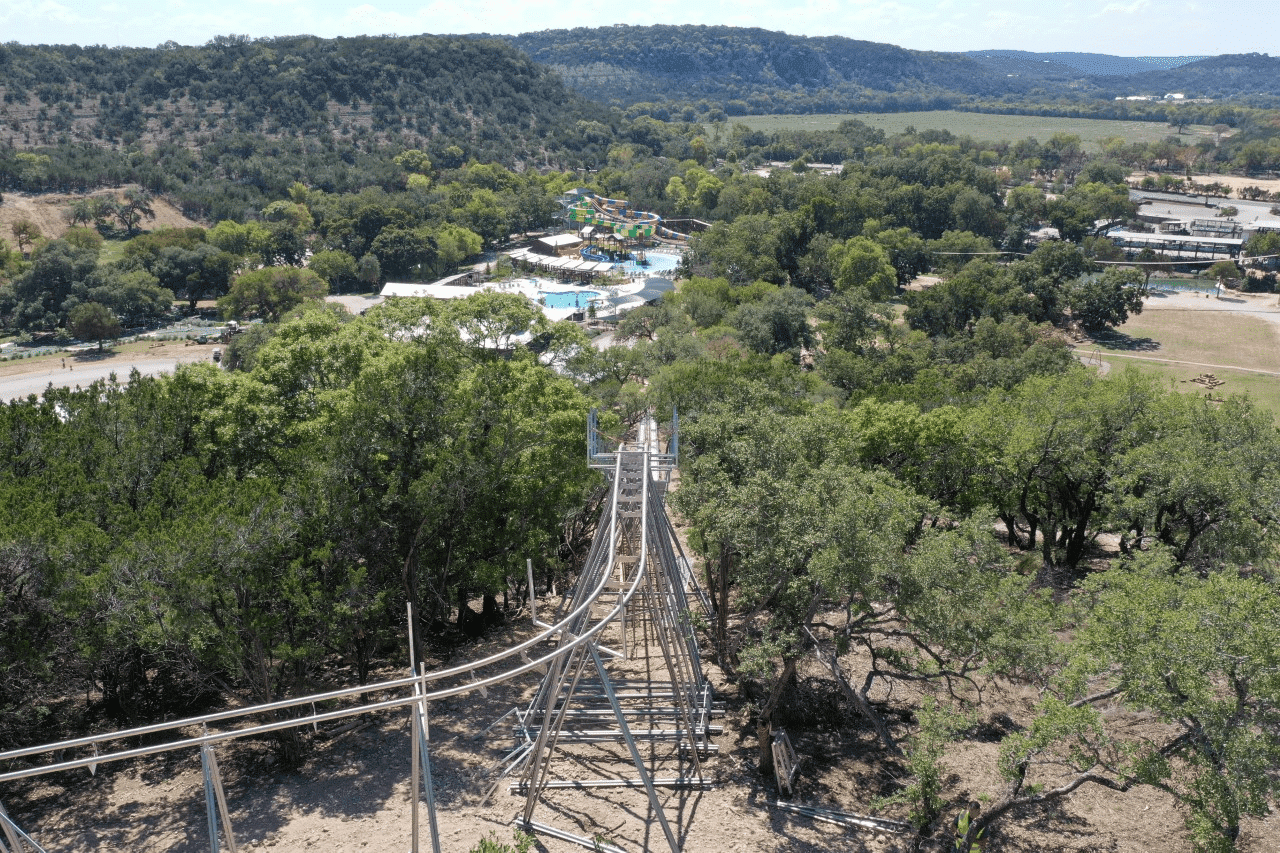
0,189,200,245
1130,171,1280,197
0,341,221,402
5,596,1273,853
1182,173,1280,197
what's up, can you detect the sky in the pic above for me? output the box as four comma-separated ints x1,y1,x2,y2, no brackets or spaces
1,0,1276,57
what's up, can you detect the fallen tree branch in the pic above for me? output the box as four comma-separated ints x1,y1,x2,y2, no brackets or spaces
803,626,902,757
980,769,1130,827
1069,686,1123,708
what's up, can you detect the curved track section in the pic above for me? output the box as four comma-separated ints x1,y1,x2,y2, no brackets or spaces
0,412,710,853
567,192,691,243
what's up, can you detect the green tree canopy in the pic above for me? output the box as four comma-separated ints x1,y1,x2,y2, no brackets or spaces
829,235,897,298
1067,268,1145,332
83,267,175,327
220,267,328,322
68,302,122,350
7,239,99,330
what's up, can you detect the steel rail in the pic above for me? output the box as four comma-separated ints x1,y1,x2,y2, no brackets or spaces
518,451,629,727
517,451,652,804
0,455,660,785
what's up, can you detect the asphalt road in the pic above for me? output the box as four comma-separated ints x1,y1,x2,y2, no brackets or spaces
0,356,210,402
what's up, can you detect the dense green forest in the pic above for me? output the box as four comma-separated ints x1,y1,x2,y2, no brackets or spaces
0,29,1279,853
0,34,623,218
0,34,609,157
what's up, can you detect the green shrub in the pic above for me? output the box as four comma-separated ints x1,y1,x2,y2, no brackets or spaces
468,829,535,853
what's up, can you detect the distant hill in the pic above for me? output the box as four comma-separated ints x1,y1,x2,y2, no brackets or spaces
501,25,1032,115
498,26,1280,114
966,50,1207,78
1113,54,1280,100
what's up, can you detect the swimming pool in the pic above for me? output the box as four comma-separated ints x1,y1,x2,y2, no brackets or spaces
1149,281,1218,296
541,290,601,309
617,252,682,277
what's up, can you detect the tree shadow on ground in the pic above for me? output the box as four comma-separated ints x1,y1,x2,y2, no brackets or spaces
993,798,1099,853
72,349,122,361
1089,330,1160,352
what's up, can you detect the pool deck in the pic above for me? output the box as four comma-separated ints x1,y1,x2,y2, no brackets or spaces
489,274,670,320
366,249,683,321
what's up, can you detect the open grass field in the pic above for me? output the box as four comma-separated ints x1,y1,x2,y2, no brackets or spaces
724,110,1220,151
1088,298,1280,415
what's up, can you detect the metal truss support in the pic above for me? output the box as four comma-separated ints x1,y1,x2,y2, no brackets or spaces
409,665,443,853
524,820,625,853
587,407,599,463
517,643,681,853
520,645,591,824
0,799,49,853
511,778,712,791
670,406,679,466
507,448,711,853
199,737,237,853
586,645,680,853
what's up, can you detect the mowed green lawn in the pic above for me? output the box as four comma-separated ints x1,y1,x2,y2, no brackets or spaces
722,110,1219,151
1088,302,1280,416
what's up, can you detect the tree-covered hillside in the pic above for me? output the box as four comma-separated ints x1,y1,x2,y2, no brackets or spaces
0,35,612,165
504,25,1026,115
499,26,1280,115
966,50,1207,79
1114,53,1280,101
0,34,633,219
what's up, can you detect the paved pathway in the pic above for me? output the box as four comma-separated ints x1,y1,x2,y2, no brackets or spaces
0,356,210,402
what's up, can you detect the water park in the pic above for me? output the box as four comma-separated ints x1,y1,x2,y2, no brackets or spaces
379,273,676,323
566,191,693,243
507,191,690,280
492,274,677,321
379,192,684,323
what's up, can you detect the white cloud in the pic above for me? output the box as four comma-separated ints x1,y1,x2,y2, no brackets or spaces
1097,0,1151,15
21,0,84,25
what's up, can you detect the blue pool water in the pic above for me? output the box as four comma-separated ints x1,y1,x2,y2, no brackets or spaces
541,290,600,309
617,252,682,277
1149,281,1218,296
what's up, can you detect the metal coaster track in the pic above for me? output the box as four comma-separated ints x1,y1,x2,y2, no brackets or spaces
0,409,711,853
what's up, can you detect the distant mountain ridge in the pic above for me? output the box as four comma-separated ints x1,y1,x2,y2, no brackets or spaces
966,50,1208,78
496,26,1280,113
501,25,1029,113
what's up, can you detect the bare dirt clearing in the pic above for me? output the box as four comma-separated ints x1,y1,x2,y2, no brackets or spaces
1128,172,1280,197
0,189,200,244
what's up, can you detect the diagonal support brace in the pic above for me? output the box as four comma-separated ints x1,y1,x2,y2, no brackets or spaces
587,644,680,853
